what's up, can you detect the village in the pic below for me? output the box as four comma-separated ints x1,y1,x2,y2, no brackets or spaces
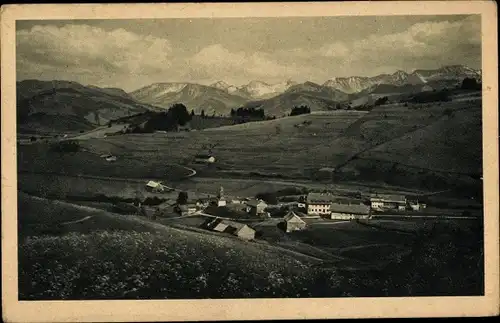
125,176,439,242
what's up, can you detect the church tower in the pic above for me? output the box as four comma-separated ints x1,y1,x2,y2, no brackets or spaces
217,186,226,207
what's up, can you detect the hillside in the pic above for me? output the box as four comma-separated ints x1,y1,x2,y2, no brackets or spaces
243,82,349,117
17,80,157,134
129,83,249,116
71,89,483,196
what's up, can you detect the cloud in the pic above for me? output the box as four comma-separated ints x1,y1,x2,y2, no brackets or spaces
17,24,173,77
317,16,480,71
189,44,305,81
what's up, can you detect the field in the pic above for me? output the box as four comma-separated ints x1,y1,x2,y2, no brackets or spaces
44,95,480,197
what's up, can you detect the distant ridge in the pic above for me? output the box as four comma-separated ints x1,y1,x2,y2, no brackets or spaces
323,65,481,94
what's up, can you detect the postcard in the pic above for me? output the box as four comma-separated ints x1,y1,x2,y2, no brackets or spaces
1,1,498,321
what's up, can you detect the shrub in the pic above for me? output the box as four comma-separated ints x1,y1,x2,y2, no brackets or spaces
50,140,80,153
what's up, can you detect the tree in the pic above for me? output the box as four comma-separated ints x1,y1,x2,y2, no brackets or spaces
167,103,192,126
290,105,311,116
30,136,37,142
461,77,481,90
177,191,188,205
230,108,236,117
201,110,205,118
190,109,195,117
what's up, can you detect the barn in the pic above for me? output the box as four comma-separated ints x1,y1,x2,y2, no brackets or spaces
330,203,371,220
282,211,307,232
203,218,256,241
370,194,407,211
145,180,166,193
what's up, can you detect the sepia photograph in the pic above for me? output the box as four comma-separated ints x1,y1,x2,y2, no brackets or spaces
1,1,498,321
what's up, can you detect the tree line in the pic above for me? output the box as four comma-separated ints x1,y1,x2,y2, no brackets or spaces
230,107,266,119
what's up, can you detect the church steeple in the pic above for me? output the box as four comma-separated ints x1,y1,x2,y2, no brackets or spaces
218,186,224,199
217,186,226,207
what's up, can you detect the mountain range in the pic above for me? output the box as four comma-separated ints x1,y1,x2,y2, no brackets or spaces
17,65,481,133
211,80,299,100
322,65,481,94
129,83,248,115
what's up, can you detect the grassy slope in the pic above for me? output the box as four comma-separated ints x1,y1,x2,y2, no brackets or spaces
67,94,482,194
17,142,191,180
19,193,329,299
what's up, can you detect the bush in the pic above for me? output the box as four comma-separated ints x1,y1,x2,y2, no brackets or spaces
50,140,80,153
374,96,389,106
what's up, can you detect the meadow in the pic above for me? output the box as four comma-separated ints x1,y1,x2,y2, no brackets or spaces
19,193,484,299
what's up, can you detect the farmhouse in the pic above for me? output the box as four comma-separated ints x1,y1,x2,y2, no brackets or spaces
195,154,216,163
245,199,268,216
306,192,338,216
203,218,256,241
176,204,198,216
408,199,427,211
370,194,407,211
145,180,166,193
282,211,307,233
330,203,371,220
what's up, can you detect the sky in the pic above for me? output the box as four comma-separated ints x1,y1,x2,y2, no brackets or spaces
16,15,481,92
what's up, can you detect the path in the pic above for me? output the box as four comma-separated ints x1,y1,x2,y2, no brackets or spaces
60,216,94,225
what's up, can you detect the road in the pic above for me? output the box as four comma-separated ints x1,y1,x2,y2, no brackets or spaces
190,176,427,196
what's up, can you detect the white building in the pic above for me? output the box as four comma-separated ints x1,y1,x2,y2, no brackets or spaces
370,194,407,211
306,192,338,216
145,180,166,193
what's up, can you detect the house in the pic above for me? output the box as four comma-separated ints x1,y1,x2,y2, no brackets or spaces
408,199,427,211
245,199,268,215
282,211,307,233
370,194,407,211
195,154,216,163
175,204,198,216
145,180,166,193
203,218,256,241
196,199,210,209
306,192,339,216
330,203,371,220
105,155,117,162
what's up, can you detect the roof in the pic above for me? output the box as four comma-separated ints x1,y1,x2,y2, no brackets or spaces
307,192,341,204
330,203,370,215
246,199,267,207
284,211,306,223
205,218,255,234
146,180,162,188
370,194,406,203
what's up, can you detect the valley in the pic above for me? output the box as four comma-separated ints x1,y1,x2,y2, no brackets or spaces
16,65,484,300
